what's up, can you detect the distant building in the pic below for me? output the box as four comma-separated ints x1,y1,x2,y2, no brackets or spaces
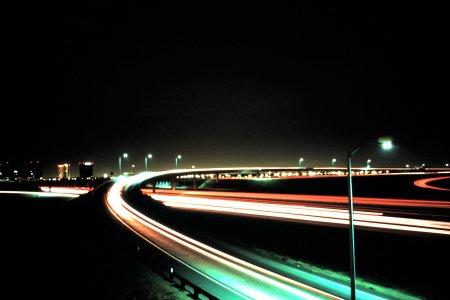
79,161,94,179
0,160,43,180
57,163,70,179
26,160,43,179
3,161,20,180
0,161,13,179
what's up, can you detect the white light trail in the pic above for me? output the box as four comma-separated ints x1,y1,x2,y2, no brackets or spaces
0,190,80,198
105,174,343,299
150,194,450,236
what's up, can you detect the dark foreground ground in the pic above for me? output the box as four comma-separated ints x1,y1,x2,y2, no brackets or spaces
1,188,192,300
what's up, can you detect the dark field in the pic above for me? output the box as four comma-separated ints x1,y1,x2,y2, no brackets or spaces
0,187,192,300
195,173,450,200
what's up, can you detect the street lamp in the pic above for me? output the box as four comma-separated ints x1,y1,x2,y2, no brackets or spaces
175,154,182,169
366,159,371,168
298,157,304,168
145,154,153,172
132,164,135,174
118,153,128,175
332,158,337,167
347,136,392,300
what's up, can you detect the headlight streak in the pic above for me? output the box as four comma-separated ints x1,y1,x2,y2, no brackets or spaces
0,190,80,198
414,176,450,191
142,189,450,209
105,175,343,300
39,186,92,194
104,181,251,300
151,194,383,216
151,194,450,236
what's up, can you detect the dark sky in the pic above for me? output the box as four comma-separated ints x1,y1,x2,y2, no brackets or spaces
4,2,449,177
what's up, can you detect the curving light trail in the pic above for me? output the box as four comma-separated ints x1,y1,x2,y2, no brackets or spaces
104,171,410,299
105,173,345,299
142,189,450,209
148,192,450,236
414,176,450,191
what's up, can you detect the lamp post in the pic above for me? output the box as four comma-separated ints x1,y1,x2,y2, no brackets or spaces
145,154,153,172
366,159,371,168
332,158,337,167
118,153,128,175
175,154,182,169
298,157,304,168
347,136,392,300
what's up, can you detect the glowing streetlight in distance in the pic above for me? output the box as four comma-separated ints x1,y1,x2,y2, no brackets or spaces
175,154,182,169
378,137,393,150
119,153,128,175
145,154,153,171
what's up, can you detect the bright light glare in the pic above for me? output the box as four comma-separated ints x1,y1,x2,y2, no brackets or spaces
378,136,393,150
381,141,393,150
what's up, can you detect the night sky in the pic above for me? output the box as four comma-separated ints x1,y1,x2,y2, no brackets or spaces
4,2,448,177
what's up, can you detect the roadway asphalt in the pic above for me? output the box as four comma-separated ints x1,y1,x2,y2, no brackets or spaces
129,173,450,300
0,189,193,300
131,193,450,299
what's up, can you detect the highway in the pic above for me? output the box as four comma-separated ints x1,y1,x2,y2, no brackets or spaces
143,189,450,236
101,169,450,299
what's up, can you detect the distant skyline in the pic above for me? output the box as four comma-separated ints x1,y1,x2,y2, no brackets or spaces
4,2,448,177
3,150,448,179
